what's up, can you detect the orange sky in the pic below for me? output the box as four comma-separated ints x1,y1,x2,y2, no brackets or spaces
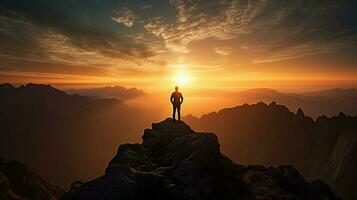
1,0,357,92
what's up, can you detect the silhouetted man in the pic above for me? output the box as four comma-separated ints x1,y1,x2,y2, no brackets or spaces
170,86,183,122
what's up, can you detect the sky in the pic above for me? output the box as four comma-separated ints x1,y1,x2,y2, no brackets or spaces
1,0,357,92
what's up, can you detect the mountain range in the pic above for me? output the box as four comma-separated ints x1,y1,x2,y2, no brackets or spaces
229,88,357,118
0,83,162,187
66,86,145,101
184,102,357,199
64,86,357,118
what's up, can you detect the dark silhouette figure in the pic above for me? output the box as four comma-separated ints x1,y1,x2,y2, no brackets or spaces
170,86,184,122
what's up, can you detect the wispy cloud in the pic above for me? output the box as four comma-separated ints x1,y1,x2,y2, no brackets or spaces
215,47,233,56
111,7,136,27
145,0,357,62
141,4,152,10
0,1,165,77
144,1,249,53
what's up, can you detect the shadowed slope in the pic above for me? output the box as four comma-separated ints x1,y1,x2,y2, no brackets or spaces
0,159,64,200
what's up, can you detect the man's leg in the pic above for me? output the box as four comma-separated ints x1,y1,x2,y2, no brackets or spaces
173,105,176,121
178,105,181,122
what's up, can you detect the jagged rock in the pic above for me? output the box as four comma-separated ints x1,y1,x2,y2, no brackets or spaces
338,112,346,117
64,118,340,200
106,143,150,175
269,101,276,106
297,108,305,117
61,181,83,200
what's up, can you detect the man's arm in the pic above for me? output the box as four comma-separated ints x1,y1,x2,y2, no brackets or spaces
170,93,174,104
180,93,184,104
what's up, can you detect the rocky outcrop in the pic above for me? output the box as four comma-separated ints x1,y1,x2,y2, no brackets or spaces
63,119,340,200
0,160,64,200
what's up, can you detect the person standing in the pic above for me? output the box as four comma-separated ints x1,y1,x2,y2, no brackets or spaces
170,86,184,122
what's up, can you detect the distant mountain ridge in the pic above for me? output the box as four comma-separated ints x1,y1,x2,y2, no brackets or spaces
303,88,357,97
66,86,145,101
230,88,357,118
184,102,357,200
0,83,120,117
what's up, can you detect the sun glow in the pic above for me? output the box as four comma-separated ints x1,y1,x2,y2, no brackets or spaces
172,71,192,86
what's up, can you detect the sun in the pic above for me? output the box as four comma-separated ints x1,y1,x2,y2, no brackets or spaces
173,71,192,86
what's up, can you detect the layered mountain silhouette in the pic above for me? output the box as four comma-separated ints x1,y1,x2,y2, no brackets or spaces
61,119,339,200
0,83,161,187
66,86,145,101
184,102,357,200
0,158,64,200
229,88,357,118
1,83,356,199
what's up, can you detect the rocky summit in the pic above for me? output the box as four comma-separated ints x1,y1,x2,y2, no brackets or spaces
62,118,340,200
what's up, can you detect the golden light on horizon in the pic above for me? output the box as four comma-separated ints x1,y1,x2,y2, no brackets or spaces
171,70,194,88
175,72,189,85
168,63,195,88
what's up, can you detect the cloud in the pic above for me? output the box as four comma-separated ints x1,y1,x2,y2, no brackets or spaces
0,0,166,77
0,0,356,82
141,5,152,10
214,47,232,56
253,42,342,64
144,0,357,62
111,7,136,27
145,0,257,53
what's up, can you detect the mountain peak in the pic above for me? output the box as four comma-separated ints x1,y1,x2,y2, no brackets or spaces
23,83,57,90
7,83,68,97
63,119,340,200
144,118,194,141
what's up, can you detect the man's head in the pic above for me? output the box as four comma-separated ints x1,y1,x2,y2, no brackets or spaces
175,86,179,91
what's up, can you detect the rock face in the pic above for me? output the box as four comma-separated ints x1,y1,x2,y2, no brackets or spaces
63,119,339,200
0,160,64,200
